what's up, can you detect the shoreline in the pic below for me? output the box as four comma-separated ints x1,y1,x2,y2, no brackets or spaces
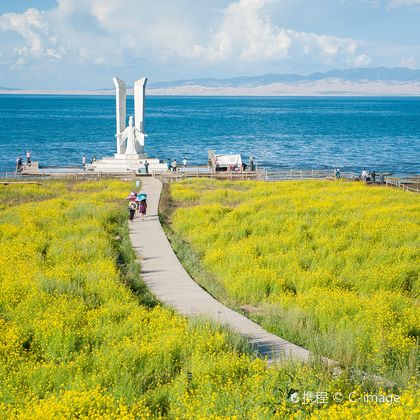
2,91,420,97
2,80,420,97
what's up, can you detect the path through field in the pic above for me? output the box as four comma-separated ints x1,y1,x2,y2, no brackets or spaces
129,177,311,362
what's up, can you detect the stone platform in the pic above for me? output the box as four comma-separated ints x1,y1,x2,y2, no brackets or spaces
93,155,167,173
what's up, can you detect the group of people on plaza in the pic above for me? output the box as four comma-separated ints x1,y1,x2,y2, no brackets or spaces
356,168,384,183
136,157,188,175
127,191,148,221
167,158,188,172
82,154,96,170
334,167,384,183
15,150,31,171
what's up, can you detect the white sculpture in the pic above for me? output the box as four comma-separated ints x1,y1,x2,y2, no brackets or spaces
134,77,147,134
113,77,127,155
112,76,148,156
94,75,167,173
115,116,146,155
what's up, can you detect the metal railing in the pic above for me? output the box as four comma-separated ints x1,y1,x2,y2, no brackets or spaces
262,169,357,181
0,170,135,181
2,167,418,193
152,168,354,182
385,178,420,193
152,168,265,181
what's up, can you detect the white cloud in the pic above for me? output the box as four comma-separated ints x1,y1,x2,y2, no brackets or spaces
0,0,370,72
350,53,371,66
400,56,417,68
6,0,420,88
188,0,368,68
0,8,61,64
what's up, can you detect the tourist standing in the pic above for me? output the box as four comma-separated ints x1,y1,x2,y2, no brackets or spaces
82,154,86,170
371,171,376,183
16,155,22,171
138,199,147,221
171,159,177,172
167,158,171,171
361,168,368,181
128,201,137,221
144,160,149,174
334,168,341,179
26,150,31,166
183,157,188,168
249,155,255,171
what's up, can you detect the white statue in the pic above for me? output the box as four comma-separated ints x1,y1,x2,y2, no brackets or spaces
116,116,146,155
113,76,148,156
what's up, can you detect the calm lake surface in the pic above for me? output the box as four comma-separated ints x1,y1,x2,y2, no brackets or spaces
0,95,419,175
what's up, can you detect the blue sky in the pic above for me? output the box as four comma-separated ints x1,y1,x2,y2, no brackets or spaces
0,0,419,89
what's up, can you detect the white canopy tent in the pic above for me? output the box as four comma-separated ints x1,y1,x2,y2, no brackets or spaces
215,154,242,168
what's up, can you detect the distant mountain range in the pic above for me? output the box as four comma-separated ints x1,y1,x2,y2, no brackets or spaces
149,67,420,89
0,86,20,91
1,67,420,96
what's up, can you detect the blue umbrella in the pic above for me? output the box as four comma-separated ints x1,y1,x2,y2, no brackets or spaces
136,194,147,201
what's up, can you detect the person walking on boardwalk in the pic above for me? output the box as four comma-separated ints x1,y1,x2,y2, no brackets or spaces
144,160,149,174
128,200,137,221
82,154,86,170
183,157,188,168
171,159,178,172
138,198,147,221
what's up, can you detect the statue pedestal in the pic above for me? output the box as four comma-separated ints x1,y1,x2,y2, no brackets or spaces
93,154,167,173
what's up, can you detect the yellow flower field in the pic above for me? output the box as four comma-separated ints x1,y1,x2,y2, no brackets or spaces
0,179,418,418
169,179,419,385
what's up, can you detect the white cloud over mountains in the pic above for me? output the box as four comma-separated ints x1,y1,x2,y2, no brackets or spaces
189,0,368,67
0,0,368,71
0,0,418,88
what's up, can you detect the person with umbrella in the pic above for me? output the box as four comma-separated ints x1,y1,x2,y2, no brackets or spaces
128,200,137,221
136,193,148,221
126,192,137,221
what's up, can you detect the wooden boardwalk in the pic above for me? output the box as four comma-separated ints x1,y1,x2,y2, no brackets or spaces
129,177,311,362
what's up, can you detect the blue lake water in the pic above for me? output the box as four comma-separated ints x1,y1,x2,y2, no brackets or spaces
0,95,419,175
